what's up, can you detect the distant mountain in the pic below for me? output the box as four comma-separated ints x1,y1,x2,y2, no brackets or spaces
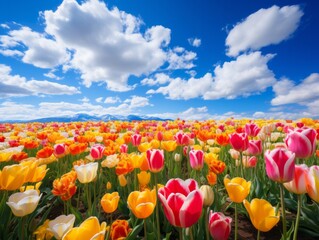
0,113,170,123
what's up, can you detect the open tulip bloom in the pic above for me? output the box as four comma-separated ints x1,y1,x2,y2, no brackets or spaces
47,214,76,240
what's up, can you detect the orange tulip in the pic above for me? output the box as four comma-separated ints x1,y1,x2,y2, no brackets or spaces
110,220,131,240
36,146,54,158
127,189,156,219
52,171,77,201
101,192,120,213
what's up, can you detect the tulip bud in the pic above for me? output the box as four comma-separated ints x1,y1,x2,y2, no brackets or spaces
200,185,214,207
174,153,181,162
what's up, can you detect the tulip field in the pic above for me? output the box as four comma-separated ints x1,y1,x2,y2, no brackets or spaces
1,118,319,240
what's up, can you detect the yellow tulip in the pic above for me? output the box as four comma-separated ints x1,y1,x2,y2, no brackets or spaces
127,189,156,219
0,164,29,190
243,198,280,232
137,171,151,186
161,141,177,152
118,174,127,187
150,139,160,149
224,176,251,203
62,216,107,240
20,182,42,194
138,142,152,153
20,160,38,183
101,192,120,213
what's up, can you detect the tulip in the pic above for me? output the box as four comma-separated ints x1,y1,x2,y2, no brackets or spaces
101,154,119,168
244,123,260,137
137,171,151,186
120,144,128,153
285,127,317,159
127,189,157,219
208,211,232,240
229,133,249,152
224,176,251,203
146,149,164,173
131,133,142,146
284,164,308,195
174,132,190,145
246,140,263,156
306,165,319,203
189,150,204,170
110,220,132,240
74,162,98,184
161,140,178,152
54,143,69,158
33,219,54,240
0,164,28,191
242,156,257,168
90,144,105,160
62,216,106,240
47,214,76,240
52,171,77,201
265,148,295,183
118,174,127,187
158,178,203,228
244,198,280,236
7,189,42,217
101,192,120,214
200,185,214,207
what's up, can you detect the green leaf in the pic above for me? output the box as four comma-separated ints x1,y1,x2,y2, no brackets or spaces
126,221,144,240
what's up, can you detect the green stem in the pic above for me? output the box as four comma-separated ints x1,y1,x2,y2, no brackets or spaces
154,173,161,240
144,219,147,240
178,227,183,240
279,183,287,240
235,203,238,240
293,194,302,240
257,229,260,240
204,207,210,240
86,183,92,216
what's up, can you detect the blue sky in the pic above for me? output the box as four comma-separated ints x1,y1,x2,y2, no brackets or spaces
0,0,319,121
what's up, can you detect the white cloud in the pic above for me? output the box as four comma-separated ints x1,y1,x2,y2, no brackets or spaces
0,49,23,57
149,52,275,100
124,96,151,108
188,38,201,47
44,70,62,80
226,5,303,57
271,73,319,106
147,73,214,100
148,107,212,120
1,24,10,29
42,0,171,91
1,27,70,68
80,97,90,103
204,52,275,99
166,47,196,70
95,97,103,103
104,96,121,104
0,64,80,98
141,73,171,86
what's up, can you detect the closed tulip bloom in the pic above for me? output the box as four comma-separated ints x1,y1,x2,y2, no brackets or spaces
146,149,164,173
285,127,317,159
161,140,178,152
127,189,156,219
158,178,203,228
224,176,251,203
137,171,151,186
208,211,232,240
200,185,214,207
284,164,308,194
54,143,69,158
229,133,249,152
101,192,120,213
62,217,106,240
118,174,127,187
131,133,142,146
189,150,204,170
306,165,319,202
243,198,280,232
6,189,42,217
120,144,128,153
174,132,190,145
246,140,263,156
47,214,76,240
110,220,132,240
242,156,257,168
90,144,105,160
265,148,295,183
74,162,98,183
244,123,260,137
0,164,28,191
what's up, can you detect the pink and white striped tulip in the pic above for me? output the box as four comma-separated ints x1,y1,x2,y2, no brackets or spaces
285,127,317,159
120,144,128,153
90,144,105,160
284,164,308,195
244,123,260,137
146,149,164,173
265,148,295,183
208,211,232,240
131,133,142,146
306,165,319,203
189,150,204,170
174,132,191,145
246,140,263,156
158,178,203,228
54,143,69,158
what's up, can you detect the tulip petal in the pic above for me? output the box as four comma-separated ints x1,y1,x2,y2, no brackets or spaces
179,190,203,227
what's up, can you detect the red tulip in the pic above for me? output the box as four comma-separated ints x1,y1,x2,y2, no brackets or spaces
158,178,203,228
229,133,249,152
189,150,204,170
131,133,142,146
54,143,69,158
146,149,164,173
265,148,295,183
208,211,232,240
285,127,317,159
120,144,128,153
174,132,191,145
246,140,263,156
284,164,308,194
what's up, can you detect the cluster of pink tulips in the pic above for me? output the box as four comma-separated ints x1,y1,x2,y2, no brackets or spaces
0,118,319,239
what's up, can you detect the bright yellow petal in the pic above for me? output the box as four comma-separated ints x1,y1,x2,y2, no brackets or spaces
134,202,155,219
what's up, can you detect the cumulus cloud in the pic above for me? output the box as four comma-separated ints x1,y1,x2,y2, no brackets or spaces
141,73,171,86
148,107,212,120
271,73,319,106
44,70,62,80
226,5,303,57
104,96,121,104
149,52,275,100
0,64,80,98
166,47,196,70
188,38,201,47
124,96,151,108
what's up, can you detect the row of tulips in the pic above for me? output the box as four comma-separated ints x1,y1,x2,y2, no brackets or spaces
0,118,319,240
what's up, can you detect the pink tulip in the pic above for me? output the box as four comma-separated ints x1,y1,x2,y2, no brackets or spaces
229,133,249,152
189,150,204,170
157,131,163,141
158,178,203,228
306,165,319,202
244,123,260,137
120,144,128,153
146,149,164,173
174,132,191,145
90,144,105,160
284,164,308,194
54,143,69,158
265,148,295,183
208,211,232,240
285,127,317,159
242,156,257,168
131,133,142,146
246,140,263,156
